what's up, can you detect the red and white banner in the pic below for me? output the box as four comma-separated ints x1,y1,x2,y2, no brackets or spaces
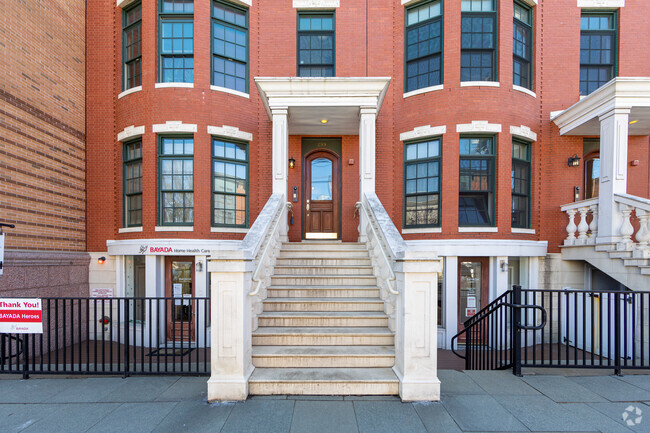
0,298,43,334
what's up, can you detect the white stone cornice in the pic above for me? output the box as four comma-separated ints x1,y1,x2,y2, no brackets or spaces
229,0,252,6
577,0,624,8
207,125,253,142
293,0,339,8
400,125,446,142
155,83,194,89
518,0,538,6
510,125,537,142
117,125,145,142
456,121,502,134
152,121,197,134
116,0,138,8
118,86,142,99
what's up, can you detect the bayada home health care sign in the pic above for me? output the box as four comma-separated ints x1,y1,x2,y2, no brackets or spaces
0,299,43,333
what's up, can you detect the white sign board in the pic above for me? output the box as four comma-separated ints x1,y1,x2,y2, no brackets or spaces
0,298,43,334
173,283,183,297
91,287,114,298
0,234,4,276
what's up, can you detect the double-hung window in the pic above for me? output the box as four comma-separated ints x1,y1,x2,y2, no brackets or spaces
459,136,495,226
212,1,248,93
580,11,616,96
159,0,194,83
513,2,532,90
297,12,335,77
124,140,143,227
123,3,142,90
404,138,441,228
159,137,194,225
511,139,531,228
405,1,443,93
461,0,497,82
212,139,248,227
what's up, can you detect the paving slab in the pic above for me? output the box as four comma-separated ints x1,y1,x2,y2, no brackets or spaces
154,376,208,401
47,377,127,403
0,403,61,432
290,401,358,433
438,369,486,395
521,375,607,403
0,378,76,403
288,395,344,400
441,395,529,432
587,402,648,433
99,376,179,402
354,401,428,433
152,401,235,433
343,395,400,401
569,376,650,402
412,401,463,433
220,399,295,433
21,403,121,433
618,375,650,393
495,395,598,432
561,403,635,433
464,370,541,396
87,402,179,433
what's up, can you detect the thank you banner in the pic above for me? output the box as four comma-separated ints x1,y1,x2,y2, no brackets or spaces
0,298,43,333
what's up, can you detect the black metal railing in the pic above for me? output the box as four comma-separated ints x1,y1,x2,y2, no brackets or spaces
452,285,650,375
0,297,211,378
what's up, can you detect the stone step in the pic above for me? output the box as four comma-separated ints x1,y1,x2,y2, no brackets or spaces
249,367,399,395
252,327,394,346
595,244,616,252
609,251,633,259
252,345,395,368
281,242,367,251
279,250,370,259
624,259,650,267
275,257,372,267
273,265,375,276
271,275,377,286
258,311,388,327
267,286,380,298
263,298,385,312
641,267,650,275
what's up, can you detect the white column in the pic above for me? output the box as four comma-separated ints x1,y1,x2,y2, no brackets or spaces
444,256,458,350
597,108,630,244
393,252,441,401
272,107,289,196
359,107,377,195
207,253,254,401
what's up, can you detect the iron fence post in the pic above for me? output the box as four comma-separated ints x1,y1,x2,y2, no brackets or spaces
124,299,130,378
22,336,29,379
512,285,522,376
614,291,622,376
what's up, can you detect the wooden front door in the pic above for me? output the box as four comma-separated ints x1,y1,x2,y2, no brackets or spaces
304,150,340,239
165,256,195,341
457,257,489,343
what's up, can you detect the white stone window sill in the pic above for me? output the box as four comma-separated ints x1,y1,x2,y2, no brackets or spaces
512,85,536,98
118,86,142,99
403,85,444,99
458,227,498,233
211,227,249,233
460,81,500,88
155,226,194,232
119,227,143,233
210,85,250,99
155,83,194,89
512,228,536,234
401,227,442,234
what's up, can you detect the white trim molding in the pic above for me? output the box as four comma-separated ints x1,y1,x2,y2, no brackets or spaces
118,227,143,233
117,125,145,142
117,0,138,8
513,85,536,98
460,81,500,88
400,125,446,142
154,226,194,232
210,227,249,234
512,228,536,234
118,86,142,99
518,0,538,5
152,121,198,134
155,82,194,89
401,227,442,234
293,0,339,8
510,125,538,141
458,227,499,233
407,239,548,257
228,0,252,6
403,84,444,99
210,85,250,99
577,0,624,7
456,121,502,134
208,125,253,142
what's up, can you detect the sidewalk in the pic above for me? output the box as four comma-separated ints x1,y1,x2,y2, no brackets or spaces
1,370,649,433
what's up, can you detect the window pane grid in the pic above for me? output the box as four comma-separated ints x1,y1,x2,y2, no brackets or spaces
123,4,142,90
512,140,531,228
212,1,248,93
298,13,334,77
580,13,616,95
405,9,442,92
461,13,496,82
459,137,495,226
404,139,441,228
407,0,441,26
124,141,142,227
161,0,193,14
461,0,495,12
513,7,532,90
160,20,194,83
212,139,248,227
160,138,194,225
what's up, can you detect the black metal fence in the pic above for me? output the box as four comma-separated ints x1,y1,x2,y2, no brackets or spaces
453,286,650,375
0,297,210,377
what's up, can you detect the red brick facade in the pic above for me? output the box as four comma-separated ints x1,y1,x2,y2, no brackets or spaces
86,0,650,254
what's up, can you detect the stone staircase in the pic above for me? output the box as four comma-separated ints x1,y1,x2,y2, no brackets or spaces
248,241,399,395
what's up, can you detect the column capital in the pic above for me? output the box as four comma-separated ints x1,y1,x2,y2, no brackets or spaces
359,107,377,116
270,107,289,116
598,107,631,122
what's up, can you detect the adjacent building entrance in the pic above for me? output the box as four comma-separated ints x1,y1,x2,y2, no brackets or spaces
457,257,489,343
302,139,342,240
165,256,195,341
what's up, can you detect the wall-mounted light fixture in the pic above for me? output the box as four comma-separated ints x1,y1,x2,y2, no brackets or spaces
574,186,581,202
289,157,295,169
568,155,581,167
98,256,106,265
320,119,328,124
500,260,508,272
196,260,203,272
